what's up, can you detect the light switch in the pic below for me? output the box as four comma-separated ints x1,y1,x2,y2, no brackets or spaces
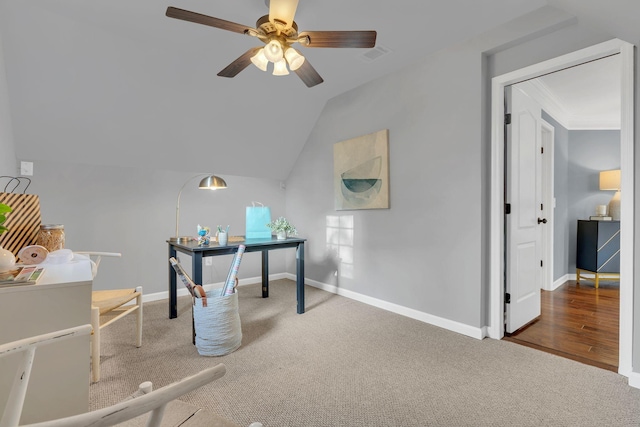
20,161,33,176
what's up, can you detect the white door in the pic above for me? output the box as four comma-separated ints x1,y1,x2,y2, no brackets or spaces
505,85,543,333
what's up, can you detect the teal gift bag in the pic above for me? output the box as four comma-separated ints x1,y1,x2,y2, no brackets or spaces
245,202,272,239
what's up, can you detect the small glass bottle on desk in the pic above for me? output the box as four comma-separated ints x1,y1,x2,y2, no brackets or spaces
37,224,65,252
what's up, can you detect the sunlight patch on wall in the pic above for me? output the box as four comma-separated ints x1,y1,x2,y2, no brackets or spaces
326,215,354,279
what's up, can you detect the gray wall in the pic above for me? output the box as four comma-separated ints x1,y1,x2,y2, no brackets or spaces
6,160,289,295
567,130,620,272
287,44,484,328
543,112,621,281
0,31,15,175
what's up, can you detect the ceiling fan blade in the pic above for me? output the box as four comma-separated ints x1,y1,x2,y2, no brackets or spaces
217,47,262,78
298,31,377,48
268,0,299,28
294,59,324,88
166,7,253,35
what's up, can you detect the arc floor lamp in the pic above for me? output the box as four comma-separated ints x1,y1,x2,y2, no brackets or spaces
170,174,227,243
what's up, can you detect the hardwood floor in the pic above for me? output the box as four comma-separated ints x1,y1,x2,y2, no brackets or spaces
504,280,619,372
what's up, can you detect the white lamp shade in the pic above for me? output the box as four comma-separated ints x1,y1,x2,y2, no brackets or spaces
250,49,268,71
284,47,305,70
599,169,621,190
264,40,284,62
272,59,289,76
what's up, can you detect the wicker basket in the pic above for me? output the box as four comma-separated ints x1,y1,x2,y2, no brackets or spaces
193,289,242,356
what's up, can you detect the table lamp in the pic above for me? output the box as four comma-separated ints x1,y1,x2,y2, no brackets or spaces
170,174,227,243
599,169,621,220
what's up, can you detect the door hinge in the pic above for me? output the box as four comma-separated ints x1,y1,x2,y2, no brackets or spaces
505,203,511,214
541,146,544,154
505,113,512,125
505,293,511,304
540,260,543,267
540,203,543,211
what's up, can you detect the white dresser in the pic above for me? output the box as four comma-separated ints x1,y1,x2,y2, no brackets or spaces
0,259,93,424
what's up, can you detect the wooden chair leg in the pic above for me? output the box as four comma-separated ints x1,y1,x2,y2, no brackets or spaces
91,306,101,383
135,286,143,348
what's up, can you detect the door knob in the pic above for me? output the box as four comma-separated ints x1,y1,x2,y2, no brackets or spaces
538,218,547,224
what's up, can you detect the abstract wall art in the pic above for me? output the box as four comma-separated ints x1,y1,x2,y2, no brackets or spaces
334,129,389,210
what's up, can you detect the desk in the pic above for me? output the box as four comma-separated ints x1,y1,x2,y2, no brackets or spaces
167,237,306,318
0,259,93,424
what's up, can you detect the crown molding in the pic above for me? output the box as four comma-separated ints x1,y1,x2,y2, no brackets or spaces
518,79,620,130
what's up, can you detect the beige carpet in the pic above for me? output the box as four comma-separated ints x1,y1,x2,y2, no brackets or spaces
90,280,640,426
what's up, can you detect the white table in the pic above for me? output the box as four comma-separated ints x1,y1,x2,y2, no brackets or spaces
0,259,93,424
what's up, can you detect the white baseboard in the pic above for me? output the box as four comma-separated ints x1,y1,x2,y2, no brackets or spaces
287,273,485,340
551,274,573,290
627,370,640,390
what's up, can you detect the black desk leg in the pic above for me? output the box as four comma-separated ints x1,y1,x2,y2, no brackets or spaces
262,250,269,298
297,242,305,314
169,245,178,319
192,252,203,285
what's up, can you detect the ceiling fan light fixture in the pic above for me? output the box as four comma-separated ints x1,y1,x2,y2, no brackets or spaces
264,40,284,62
273,59,290,76
268,0,299,29
250,48,269,71
284,47,305,70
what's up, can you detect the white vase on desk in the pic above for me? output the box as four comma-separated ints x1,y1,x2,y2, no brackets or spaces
0,245,16,272
276,231,287,240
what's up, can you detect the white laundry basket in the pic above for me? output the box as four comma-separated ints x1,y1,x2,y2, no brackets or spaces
193,289,242,356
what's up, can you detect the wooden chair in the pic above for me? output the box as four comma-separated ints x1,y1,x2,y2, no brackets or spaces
0,325,262,426
0,325,93,427
75,252,143,383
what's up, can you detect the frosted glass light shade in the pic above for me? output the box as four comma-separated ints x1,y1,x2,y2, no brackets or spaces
264,40,284,62
250,49,268,71
273,59,289,76
269,0,299,28
284,47,305,70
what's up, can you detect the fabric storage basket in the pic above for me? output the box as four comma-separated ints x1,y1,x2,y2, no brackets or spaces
193,289,242,356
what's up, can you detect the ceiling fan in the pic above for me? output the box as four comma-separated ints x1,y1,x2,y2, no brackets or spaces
165,0,377,88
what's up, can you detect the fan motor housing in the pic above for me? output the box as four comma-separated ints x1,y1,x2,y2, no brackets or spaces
256,15,298,38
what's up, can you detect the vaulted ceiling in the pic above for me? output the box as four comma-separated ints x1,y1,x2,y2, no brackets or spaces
0,1,637,180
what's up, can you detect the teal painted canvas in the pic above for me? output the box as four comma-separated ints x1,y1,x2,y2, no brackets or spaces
334,129,389,210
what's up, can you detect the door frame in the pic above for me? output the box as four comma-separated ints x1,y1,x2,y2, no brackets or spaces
488,39,635,378
540,118,554,291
